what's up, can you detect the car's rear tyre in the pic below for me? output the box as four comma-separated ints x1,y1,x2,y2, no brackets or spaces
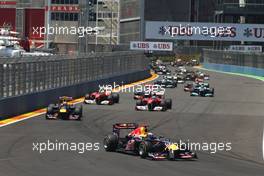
139,141,152,158
46,105,54,119
107,95,114,105
112,93,119,103
104,134,118,152
165,99,172,109
74,106,82,120
85,94,90,99
168,150,175,161
136,100,143,106
160,100,167,111
96,98,101,105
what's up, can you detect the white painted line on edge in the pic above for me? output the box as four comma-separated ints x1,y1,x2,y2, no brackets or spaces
0,73,159,128
262,126,264,160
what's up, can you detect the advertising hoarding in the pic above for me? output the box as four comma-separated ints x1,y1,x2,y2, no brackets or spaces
146,21,264,42
130,41,173,51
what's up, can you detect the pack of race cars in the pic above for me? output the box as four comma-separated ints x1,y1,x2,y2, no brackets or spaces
45,61,214,120
45,60,214,161
152,61,214,97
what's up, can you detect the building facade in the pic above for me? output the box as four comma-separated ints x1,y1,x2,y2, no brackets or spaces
79,0,120,53
120,0,264,48
215,0,264,47
0,0,120,53
119,0,192,44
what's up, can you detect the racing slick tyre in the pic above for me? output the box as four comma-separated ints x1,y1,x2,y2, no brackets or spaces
160,100,167,111
74,106,83,121
168,150,176,161
165,99,172,109
112,93,119,103
107,95,114,105
46,105,54,120
96,98,102,105
136,100,143,106
104,134,118,152
212,88,215,97
84,94,90,104
135,100,143,111
139,141,152,158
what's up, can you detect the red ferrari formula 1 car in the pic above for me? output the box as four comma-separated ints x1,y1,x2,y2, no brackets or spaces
134,85,165,100
84,89,119,105
135,94,172,111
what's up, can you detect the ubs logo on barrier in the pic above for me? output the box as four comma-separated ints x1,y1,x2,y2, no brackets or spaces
130,41,173,51
244,28,264,38
253,28,264,38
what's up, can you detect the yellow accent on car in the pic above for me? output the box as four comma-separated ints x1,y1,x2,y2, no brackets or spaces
167,143,179,151
60,109,67,113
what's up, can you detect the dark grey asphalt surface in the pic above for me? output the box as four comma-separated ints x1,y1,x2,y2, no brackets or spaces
0,70,264,176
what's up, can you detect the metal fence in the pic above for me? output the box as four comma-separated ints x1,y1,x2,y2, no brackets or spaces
0,51,148,99
203,49,264,69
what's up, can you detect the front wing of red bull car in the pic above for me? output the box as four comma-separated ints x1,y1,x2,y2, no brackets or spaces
46,103,83,120
138,138,198,161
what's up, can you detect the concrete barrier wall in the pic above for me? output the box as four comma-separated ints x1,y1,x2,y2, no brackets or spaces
0,70,150,120
203,63,264,77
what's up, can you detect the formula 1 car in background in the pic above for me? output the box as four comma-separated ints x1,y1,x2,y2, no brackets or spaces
134,85,165,100
176,75,185,84
196,71,210,80
153,65,171,75
135,94,172,111
103,123,198,160
185,72,196,81
84,89,119,105
46,96,82,120
184,83,194,92
191,87,214,97
154,79,177,88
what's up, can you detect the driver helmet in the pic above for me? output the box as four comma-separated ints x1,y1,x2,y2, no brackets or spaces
139,126,148,138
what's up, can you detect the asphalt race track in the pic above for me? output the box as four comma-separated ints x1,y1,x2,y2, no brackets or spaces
0,70,264,176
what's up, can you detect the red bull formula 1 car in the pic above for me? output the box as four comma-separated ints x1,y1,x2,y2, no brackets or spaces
46,96,82,120
103,123,198,160
84,89,119,105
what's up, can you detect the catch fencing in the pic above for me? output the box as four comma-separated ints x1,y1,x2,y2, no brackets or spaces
203,49,264,69
0,51,148,99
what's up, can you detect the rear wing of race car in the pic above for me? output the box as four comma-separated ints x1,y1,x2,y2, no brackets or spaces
59,96,73,102
113,123,138,135
113,123,139,130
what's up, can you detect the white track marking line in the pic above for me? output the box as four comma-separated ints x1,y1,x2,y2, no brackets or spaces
262,126,264,160
0,73,159,128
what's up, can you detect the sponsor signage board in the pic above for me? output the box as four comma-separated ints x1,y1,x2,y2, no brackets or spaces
228,45,262,53
130,41,173,51
145,21,264,42
0,1,16,5
45,6,80,12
